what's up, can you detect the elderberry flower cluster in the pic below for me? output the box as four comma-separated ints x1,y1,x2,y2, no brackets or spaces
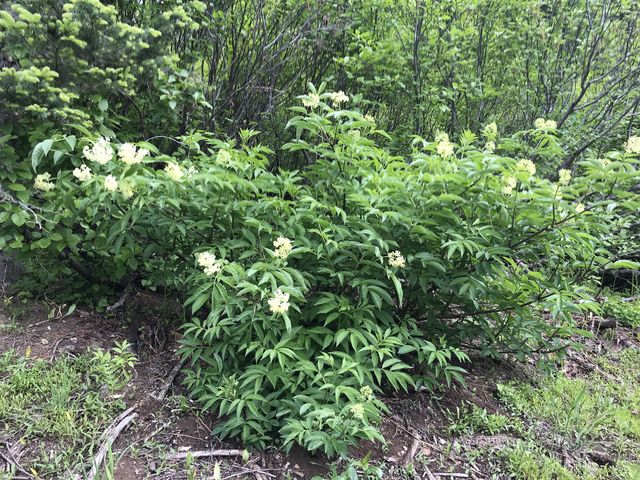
534,118,557,130
302,93,320,109
196,251,222,276
164,162,183,181
558,169,572,186
83,137,113,165
72,164,92,182
104,174,118,192
625,136,640,155
268,288,290,314
118,143,149,165
350,403,364,419
516,159,536,176
388,251,406,268
330,91,349,106
34,173,55,192
273,237,293,260
483,122,498,139
503,175,517,195
436,132,454,157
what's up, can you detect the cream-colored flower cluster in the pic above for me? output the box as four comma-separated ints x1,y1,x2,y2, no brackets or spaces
104,174,118,192
484,141,496,153
118,143,148,165
164,162,183,181
388,251,406,268
217,149,232,166
196,251,222,276
483,122,498,139
119,180,135,199
503,175,517,195
268,288,290,314
34,173,55,192
72,164,92,182
625,135,640,155
273,236,293,260
83,137,113,165
558,169,571,185
516,159,536,176
302,93,320,109
575,203,585,214
350,403,364,419
534,118,557,130
330,91,349,106
360,386,373,401
436,133,454,157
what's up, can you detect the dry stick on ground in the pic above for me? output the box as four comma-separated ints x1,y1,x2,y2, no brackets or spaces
151,357,186,401
400,435,437,480
49,337,65,362
87,407,138,480
0,447,32,479
165,449,244,461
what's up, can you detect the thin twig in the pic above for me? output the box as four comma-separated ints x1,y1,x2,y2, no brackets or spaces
0,445,32,479
87,408,138,480
50,337,65,362
151,357,186,401
165,449,244,461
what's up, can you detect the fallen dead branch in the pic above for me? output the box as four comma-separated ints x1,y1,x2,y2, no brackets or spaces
151,357,186,401
87,407,138,480
0,445,32,479
165,449,244,461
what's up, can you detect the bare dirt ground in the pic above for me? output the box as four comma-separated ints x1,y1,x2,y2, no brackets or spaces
1,298,638,479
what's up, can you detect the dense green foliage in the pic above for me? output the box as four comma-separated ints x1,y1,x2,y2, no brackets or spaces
1,0,639,458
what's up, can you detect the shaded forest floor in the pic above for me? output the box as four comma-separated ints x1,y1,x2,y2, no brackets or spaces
0,296,639,480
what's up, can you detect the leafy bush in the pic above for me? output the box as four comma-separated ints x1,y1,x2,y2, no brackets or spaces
601,292,640,327
1,92,639,456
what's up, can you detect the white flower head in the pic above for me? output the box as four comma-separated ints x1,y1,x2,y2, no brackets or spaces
119,180,135,199
624,136,640,155
388,250,406,268
330,90,349,106
534,118,557,130
34,172,55,192
360,386,373,401
503,175,517,195
437,139,455,157
83,137,113,165
217,149,232,166
558,169,571,186
72,164,92,182
484,141,496,153
104,174,118,192
196,251,222,276
483,122,498,139
268,288,290,314
575,203,585,214
350,403,364,419
164,162,183,182
302,93,320,109
118,143,148,165
364,114,375,124
516,159,536,176
273,236,293,260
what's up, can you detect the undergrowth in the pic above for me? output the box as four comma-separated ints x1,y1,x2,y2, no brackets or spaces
0,343,135,478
